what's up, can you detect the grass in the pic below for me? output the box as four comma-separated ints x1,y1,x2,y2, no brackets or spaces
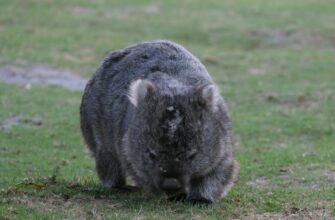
1,0,335,219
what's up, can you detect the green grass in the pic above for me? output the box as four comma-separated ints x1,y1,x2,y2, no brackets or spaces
1,0,335,219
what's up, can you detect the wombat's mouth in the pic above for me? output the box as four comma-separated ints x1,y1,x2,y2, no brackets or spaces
160,178,183,195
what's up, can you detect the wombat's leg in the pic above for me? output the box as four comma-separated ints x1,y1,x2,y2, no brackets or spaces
188,159,237,204
95,150,126,189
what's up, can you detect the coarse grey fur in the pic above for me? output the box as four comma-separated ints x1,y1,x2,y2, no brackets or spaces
80,40,237,204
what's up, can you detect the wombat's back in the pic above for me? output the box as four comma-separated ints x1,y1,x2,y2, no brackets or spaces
94,40,212,91
80,40,213,155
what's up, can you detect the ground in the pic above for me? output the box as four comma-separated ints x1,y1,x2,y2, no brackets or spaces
0,0,335,219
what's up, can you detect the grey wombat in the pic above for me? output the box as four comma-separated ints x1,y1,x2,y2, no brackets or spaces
80,40,237,203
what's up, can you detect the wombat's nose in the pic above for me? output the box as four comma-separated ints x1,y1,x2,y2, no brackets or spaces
161,178,182,194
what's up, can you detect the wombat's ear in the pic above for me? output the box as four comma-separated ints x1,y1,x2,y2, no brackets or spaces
197,84,221,112
128,79,157,107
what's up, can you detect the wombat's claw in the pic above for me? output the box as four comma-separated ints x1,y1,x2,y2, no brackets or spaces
167,193,187,202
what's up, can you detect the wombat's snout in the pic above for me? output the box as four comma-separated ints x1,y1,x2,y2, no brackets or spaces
161,178,181,190
160,178,182,194
158,167,185,194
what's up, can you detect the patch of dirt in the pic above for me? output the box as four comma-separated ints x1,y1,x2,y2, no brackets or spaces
245,167,323,191
0,63,88,91
248,67,266,75
269,30,287,45
203,56,220,65
288,30,334,49
0,115,43,130
104,4,160,19
142,4,160,14
246,176,270,188
325,170,335,183
12,194,123,219
72,6,93,16
263,93,326,109
256,29,335,49
0,115,21,130
237,208,333,220
276,166,335,191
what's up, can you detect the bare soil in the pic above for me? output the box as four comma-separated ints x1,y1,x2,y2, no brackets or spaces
246,176,270,188
0,63,88,91
0,115,43,130
237,208,333,220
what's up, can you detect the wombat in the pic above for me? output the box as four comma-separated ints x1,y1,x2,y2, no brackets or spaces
80,40,237,204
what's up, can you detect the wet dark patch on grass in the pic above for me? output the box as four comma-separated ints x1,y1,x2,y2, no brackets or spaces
0,63,88,91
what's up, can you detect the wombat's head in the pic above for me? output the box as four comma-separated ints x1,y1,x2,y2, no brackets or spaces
125,79,228,194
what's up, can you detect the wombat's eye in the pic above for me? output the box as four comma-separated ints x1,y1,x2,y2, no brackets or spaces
148,150,157,160
187,149,198,160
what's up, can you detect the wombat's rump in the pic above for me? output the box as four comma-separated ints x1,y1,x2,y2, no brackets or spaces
80,40,237,203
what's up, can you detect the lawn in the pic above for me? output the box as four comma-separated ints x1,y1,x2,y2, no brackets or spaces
1,0,335,219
